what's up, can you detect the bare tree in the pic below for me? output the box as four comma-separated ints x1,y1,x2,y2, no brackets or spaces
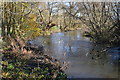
62,2,120,43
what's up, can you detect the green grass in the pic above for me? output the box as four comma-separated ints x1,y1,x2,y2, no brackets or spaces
50,26,60,31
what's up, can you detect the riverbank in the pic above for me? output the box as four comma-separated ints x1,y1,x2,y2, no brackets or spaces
1,37,67,79
41,26,82,36
2,51,67,79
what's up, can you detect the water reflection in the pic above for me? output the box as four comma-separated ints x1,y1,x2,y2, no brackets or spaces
35,30,119,78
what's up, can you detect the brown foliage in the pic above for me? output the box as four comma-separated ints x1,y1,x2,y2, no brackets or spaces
4,36,33,58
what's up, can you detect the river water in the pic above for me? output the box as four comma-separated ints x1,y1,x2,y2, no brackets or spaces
33,30,119,78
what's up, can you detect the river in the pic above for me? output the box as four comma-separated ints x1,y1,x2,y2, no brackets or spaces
32,30,119,78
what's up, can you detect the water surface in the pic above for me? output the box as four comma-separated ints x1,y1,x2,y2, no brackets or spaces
34,30,119,78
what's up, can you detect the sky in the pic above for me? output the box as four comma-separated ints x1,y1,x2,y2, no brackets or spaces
0,0,120,2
